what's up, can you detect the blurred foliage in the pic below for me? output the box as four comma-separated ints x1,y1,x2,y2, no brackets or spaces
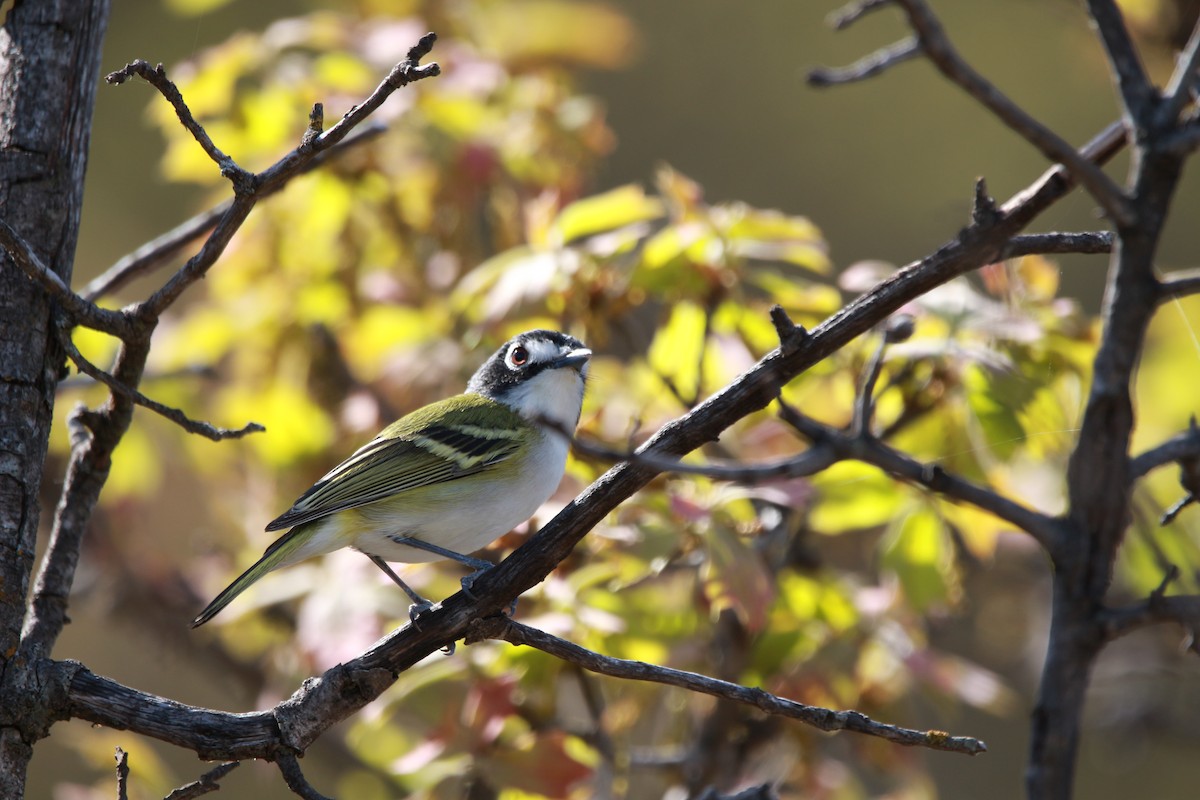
51,0,1200,798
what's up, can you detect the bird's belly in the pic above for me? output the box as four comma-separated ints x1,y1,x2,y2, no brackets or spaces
344,435,568,563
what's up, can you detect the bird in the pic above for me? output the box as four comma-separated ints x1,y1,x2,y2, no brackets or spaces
192,329,591,627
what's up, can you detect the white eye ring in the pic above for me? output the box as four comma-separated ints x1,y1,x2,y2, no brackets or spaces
506,344,530,370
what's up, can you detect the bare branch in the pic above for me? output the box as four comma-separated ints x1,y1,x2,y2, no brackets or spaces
1000,231,1114,259
1158,17,1200,127
1163,119,1200,155
138,37,439,319
164,762,240,800
827,0,894,30
895,0,1134,225
106,62,252,189
768,305,808,353
808,36,920,87
780,403,1065,555
106,61,252,191
466,617,988,755
81,122,387,303
52,114,1123,771
116,747,129,800
61,332,264,441
0,218,131,337
1158,268,1200,304
1099,594,1200,641
1130,424,1200,478
1084,0,1156,126
276,752,333,800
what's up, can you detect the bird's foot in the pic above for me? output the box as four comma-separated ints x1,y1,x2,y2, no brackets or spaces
460,568,517,616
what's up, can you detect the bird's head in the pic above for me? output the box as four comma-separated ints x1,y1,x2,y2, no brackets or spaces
467,330,592,429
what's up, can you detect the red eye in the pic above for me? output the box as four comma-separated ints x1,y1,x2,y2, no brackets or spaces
509,345,529,366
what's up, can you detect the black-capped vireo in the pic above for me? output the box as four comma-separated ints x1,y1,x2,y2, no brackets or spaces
192,329,591,626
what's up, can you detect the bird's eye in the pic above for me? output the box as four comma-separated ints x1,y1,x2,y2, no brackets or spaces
508,345,529,367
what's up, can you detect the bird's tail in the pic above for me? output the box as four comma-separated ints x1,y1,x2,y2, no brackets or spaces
191,527,311,627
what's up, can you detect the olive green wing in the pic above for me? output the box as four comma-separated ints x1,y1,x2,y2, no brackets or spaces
265,394,528,531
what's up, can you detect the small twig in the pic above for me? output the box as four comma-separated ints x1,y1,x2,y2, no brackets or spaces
276,752,333,800
61,329,264,441
0,217,131,337
1130,423,1200,478
779,401,1065,555
106,61,253,191
828,0,895,30
537,414,839,483
807,36,920,87
116,747,130,800
466,616,987,755
1160,493,1196,525
1163,119,1200,156
1158,269,1200,304
164,762,240,800
768,305,807,353
1158,17,1200,128
813,0,1134,225
1099,594,1200,641
1084,0,1156,126
972,177,999,227
82,122,387,302
1000,231,1114,259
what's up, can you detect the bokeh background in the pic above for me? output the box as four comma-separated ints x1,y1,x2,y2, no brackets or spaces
26,0,1200,797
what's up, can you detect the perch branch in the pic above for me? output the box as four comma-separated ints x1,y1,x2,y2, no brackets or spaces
1130,425,1200,478
53,115,1121,767
465,616,987,755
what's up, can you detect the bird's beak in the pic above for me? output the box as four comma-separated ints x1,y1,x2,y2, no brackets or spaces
552,347,592,371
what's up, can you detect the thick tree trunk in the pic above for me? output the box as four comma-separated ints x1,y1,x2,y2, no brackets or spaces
0,1,110,796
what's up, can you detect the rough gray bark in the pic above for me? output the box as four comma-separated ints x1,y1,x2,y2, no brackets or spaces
0,1,111,796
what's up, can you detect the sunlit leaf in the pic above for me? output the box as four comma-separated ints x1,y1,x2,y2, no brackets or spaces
809,462,905,533
550,183,663,244
880,504,959,612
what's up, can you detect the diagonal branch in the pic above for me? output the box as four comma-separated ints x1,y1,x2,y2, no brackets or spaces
1098,594,1200,642
0,218,132,338
1158,17,1200,128
82,121,386,303
779,403,1065,555
163,762,240,800
1084,0,1157,126
106,61,252,191
808,36,920,87
1157,268,1200,304
60,329,264,441
1130,424,1200,478
465,616,987,755
139,35,439,319
276,752,333,800
55,115,1124,768
895,0,1134,226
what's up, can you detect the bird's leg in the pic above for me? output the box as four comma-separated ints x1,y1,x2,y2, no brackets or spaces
365,554,435,620
389,535,515,615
